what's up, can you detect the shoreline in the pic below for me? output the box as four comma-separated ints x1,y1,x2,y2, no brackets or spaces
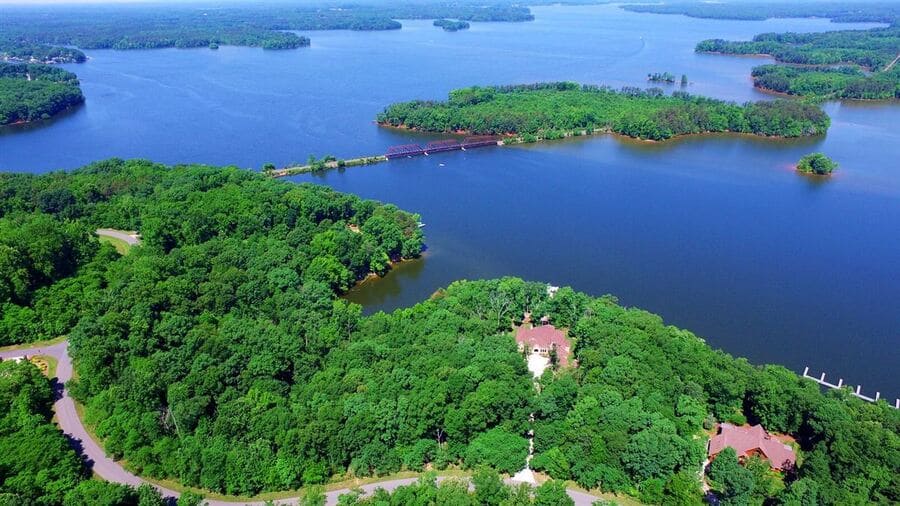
699,50,880,72
377,122,813,145
0,101,85,129
348,254,425,291
754,82,899,102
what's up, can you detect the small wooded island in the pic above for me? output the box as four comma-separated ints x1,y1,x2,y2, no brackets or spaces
647,71,676,83
797,152,838,175
377,82,831,141
0,62,85,125
434,19,470,31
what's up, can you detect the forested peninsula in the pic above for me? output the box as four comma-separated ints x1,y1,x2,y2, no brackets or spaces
0,44,86,64
0,62,84,125
377,82,831,141
697,25,900,99
0,159,423,347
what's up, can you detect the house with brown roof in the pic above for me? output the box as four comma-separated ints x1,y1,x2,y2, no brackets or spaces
708,423,796,471
515,319,572,367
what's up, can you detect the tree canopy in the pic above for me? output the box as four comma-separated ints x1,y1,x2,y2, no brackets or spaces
377,82,831,141
797,153,839,175
0,360,170,505
434,19,471,32
334,472,572,506
1,161,896,504
0,43,85,64
697,25,900,99
0,159,423,347
0,62,84,125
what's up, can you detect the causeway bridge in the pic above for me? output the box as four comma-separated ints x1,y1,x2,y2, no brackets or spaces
385,136,501,159
271,136,500,178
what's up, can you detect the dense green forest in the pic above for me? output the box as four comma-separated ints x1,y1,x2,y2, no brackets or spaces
0,43,86,64
0,2,533,52
434,19,471,32
0,359,183,505
622,1,900,23
696,25,900,69
377,82,831,141
752,64,899,99
330,471,575,505
69,272,898,503
0,62,84,125
696,25,900,99
0,159,423,347
0,161,897,504
437,279,896,505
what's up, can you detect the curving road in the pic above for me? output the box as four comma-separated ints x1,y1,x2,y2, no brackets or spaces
1,343,604,506
95,228,142,246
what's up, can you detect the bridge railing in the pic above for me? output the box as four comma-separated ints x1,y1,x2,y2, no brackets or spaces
386,144,426,158
424,139,463,153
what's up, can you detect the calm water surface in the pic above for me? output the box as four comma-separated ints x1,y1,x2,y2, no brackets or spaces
0,6,897,394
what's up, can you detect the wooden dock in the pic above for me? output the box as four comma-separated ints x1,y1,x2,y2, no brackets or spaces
802,366,898,409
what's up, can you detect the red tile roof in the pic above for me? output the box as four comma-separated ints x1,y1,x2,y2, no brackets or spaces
708,423,796,470
515,324,571,366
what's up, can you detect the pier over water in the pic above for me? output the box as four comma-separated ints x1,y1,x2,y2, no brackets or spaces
802,366,899,409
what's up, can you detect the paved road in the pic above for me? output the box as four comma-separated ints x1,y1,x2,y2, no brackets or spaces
95,228,141,246
1,343,603,506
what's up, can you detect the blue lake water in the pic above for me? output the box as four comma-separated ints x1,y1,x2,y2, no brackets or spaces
0,5,897,395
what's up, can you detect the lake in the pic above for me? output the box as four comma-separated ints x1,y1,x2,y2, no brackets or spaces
1,5,897,395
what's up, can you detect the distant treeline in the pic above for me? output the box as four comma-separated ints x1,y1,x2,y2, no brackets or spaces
0,62,84,125
697,25,900,99
0,3,533,52
696,26,900,69
377,82,831,141
622,1,900,24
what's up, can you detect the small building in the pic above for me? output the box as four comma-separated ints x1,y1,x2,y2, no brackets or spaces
547,285,560,298
515,319,571,367
708,423,796,471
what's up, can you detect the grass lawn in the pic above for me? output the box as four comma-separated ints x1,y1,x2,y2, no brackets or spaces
97,235,132,254
30,355,57,378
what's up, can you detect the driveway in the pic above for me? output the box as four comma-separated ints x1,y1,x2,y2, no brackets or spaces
95,228,141,246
